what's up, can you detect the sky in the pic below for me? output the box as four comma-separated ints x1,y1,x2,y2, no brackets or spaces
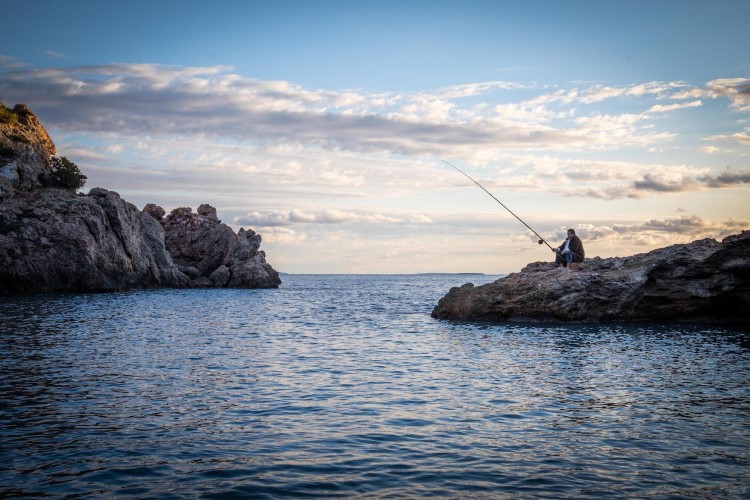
1,0,749,273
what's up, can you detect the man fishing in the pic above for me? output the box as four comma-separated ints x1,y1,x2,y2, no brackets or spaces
440,161,586,269
553,229,585,269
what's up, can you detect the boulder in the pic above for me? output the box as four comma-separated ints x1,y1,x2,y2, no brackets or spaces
146,204,281,288
143,203,166,221
431,231,750,323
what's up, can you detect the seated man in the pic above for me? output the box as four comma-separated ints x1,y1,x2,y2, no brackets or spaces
553,228,585,269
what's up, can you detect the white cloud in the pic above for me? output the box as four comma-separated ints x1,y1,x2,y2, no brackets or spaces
578,81,686,104
254,227,307,245
234,208,432,227
647,100,702,113
706,78,750,111
553,216,749,247
0,63,697,162
706,129,750,145
42,50,68,59
0,54,29,69
670,87,711,100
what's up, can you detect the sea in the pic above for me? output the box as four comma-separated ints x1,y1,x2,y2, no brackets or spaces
1,274,749,499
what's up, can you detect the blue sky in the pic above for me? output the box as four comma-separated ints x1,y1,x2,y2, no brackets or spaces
2,0,749,273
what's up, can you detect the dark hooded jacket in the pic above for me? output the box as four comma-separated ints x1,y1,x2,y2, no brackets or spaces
558,235,585,262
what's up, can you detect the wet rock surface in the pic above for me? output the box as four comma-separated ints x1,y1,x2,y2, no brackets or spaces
432,232,750,323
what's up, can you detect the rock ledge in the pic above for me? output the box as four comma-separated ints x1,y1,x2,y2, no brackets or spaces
431,232,750,323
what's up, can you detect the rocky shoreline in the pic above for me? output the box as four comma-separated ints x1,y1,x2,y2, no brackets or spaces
0,104,280,293
432,232,750,324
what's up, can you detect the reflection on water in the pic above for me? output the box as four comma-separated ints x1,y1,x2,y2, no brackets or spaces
1,275,749,498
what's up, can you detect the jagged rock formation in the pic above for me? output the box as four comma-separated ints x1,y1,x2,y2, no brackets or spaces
0,103,280,293
144,204,281,288
432,232,750,323
0,188,188,292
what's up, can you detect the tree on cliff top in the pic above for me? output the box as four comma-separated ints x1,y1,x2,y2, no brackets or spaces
49,156,87,191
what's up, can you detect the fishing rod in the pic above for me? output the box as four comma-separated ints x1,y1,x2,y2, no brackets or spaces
441,159,555,251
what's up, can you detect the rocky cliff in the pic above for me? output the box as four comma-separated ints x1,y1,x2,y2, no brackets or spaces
432,232,750,323
0,103,280,293
1,104,56,199
0,188,188,292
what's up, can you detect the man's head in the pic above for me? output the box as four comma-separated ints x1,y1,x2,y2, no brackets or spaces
567,229,576,237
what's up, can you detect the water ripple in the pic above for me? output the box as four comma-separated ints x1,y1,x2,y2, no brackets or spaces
1,274,749,498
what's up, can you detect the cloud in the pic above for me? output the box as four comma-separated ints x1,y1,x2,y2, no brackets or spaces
254,227,307,245
583,169,750,199
233,208,432,227
615,216,749,242
42,50,68,59
699,170,750,187
647,100,702,113
670,88,711,100
706,78,750,111
529,79,749,113
706,129,750,145
585,170,750,199
578,81,686,104
0,54,28,69
3,64,746,210
633,173,695,192
0,63,687,161
554,216,749,247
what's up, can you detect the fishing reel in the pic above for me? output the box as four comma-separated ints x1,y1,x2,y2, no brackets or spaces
538,239,544,244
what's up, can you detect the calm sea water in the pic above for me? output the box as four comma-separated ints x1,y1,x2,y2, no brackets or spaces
1,274,749,498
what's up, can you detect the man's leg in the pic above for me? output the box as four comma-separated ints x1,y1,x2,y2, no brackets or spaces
555,251,566,267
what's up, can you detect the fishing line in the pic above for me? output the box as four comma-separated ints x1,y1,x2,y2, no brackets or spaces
441,159,554,251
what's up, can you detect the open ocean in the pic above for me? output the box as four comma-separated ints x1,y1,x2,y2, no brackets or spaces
1,274,749,498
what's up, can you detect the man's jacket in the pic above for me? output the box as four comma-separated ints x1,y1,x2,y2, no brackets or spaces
558,235,585,262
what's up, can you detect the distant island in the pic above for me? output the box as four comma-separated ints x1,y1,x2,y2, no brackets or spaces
0,103,280,293
416,272,489,276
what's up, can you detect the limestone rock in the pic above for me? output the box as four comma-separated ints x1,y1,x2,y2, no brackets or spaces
146,204,281,288
143,203,166,221
197,203,219,222
431,231,750,323
1,104,57,199
0,188,189,293
209,265,230,287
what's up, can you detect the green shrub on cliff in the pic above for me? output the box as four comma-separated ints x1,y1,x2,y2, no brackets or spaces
0,102,18,124
49,156,87,190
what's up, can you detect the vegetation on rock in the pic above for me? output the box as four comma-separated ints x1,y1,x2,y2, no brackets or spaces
48,156,87,190
0,102,18,125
